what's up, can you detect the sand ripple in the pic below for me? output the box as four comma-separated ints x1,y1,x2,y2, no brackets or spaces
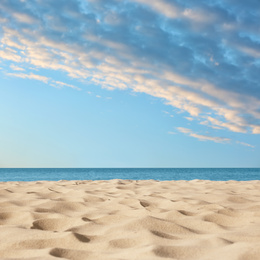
0,179,260,259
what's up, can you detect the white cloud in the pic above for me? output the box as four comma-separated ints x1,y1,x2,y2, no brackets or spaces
0,48,22,62
252,126,260,134
12,12,37,24
1,25,257,138
177,127,192,134
236,45,260,58
6,72,82,92
52,81,81,91
200,120,223,130
189,133,230,143
0,0,259,137
206,116,247,133
183,8,215,24
236,141,255,148
10,64,25,71
133,0,179,19
177,127,230,143
7,72,49,84
1,37,25,50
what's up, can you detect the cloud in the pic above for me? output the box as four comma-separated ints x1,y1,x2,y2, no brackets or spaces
6,72,81,91
189,133,230,143
51,81,81,91
132,0,179,19
10,64,25,71
236,141,255,148
0,48,22,62
12,12,37,24
177,127,231,143
177,127,192,134
7,72,49,84
252,126,260,134
205,116,247,133
0,0,259,136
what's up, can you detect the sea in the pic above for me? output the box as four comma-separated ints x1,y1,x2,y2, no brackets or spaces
0,168,259,182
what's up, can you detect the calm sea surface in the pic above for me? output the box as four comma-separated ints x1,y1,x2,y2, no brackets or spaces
0,168,259,182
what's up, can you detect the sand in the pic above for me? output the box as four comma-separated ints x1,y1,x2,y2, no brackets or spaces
0,179,259,260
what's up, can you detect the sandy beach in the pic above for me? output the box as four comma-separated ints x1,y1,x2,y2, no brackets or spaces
0,179,259,260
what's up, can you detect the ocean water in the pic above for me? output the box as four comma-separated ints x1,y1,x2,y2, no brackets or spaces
0,168,259,182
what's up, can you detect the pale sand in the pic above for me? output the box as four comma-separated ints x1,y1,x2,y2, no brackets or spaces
0,180,260,260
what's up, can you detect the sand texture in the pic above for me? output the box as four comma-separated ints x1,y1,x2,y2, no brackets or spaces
0,179,260,260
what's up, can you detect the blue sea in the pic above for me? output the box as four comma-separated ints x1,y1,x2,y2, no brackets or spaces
0,168,259,182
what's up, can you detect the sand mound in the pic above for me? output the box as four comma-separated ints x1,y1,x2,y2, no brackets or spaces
0,179,259,259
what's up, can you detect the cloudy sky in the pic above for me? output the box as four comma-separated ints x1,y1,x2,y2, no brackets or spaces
0,0,259,167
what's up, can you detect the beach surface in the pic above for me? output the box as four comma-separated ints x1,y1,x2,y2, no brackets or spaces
0,179,259,260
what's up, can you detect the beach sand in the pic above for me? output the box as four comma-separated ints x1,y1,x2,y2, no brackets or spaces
0,179,259,260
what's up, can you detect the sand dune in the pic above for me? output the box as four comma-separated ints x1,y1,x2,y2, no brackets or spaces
0,179,259,259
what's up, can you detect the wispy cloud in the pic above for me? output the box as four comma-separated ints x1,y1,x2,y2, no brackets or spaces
177,127,192,134
0,48,22,62
0,0,259,136
177,127,231,143
236,141,255,148
7,72,81,91
133,0,179,19
10,64,24,71
7,72,49,84
51,81,81,91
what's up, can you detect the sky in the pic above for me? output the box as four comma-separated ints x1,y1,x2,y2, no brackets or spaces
0,0,259,168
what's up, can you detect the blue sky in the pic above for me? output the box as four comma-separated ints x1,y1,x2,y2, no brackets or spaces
0,0,259,167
